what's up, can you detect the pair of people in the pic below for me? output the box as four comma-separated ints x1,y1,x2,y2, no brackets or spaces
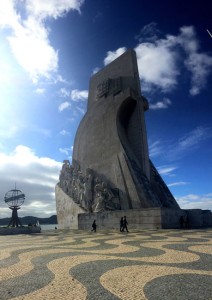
91,217,129,232
120,216,129,232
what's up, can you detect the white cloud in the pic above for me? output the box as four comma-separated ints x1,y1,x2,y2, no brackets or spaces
104,47,127,65
0,0,85,82
0,125,20,139
168,181,190,187
149,140,163,157
35,88,45,94
76,106,86,115
25,0,84,19
29,126,52,138
70,89,88,101
59,87,70,98
177,126,210,150
135,41,179,92
207,29,212,38
136,22,161,42
60,129,70,136
58,101,71,112
137,25,212,95
92,67,100,75
176,193,212,210
176,26,212,95
186,52,212,95
0,122,51,140
103,25,212,95
157,165,177,176
149,98,171,110
0,145,62,218
59,147,72,157
150,126,211,162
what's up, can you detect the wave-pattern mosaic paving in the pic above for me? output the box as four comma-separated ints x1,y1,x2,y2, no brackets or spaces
0,229,211,299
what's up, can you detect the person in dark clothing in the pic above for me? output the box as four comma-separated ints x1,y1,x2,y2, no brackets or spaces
91,220,97,232
122,216,129,232
179,215,184,229
120,217,123,232
185,214,190,229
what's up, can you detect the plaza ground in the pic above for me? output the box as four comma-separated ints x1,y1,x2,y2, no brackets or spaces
0,229,211,299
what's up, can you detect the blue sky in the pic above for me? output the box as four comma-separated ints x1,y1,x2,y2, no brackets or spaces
0,0,211,218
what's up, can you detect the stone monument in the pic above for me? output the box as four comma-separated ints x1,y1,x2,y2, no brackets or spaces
56,49,211,229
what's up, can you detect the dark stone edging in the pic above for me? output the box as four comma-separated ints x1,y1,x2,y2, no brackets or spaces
0,226,41,235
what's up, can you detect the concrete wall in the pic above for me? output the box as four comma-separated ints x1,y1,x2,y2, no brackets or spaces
161,208,212,229
202,210,212,227
78,208,212,230
78,208,162,230
55,184,86,229
161,208,185,229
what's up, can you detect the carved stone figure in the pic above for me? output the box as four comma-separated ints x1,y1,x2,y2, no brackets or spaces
84,168,93,211
92,177,105,212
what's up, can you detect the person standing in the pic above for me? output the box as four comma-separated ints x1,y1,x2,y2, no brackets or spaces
122,216,129,232
185,214,190,229
91,220,97,232
179,215,184,229
120,217,123,232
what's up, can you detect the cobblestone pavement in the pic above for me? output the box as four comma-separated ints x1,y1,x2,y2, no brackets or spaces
0,229,211,300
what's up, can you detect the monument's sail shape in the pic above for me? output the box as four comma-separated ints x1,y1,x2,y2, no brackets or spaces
72,49,180,210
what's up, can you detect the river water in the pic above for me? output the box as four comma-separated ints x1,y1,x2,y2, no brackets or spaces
40,224,58,231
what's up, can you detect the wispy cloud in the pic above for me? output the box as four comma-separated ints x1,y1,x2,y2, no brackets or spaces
58,101,71,112
168,181,190,187
0,145,61,218
149,140,163,157
104,47,127,65
149,98,171,110
59,146,73,158
177,26,212,95
59,87,70,98
92,67,100,75
177,126,210,152
59,129,70,136
157,165,178,176
150,126,211,161
0,125,20,139
176,193,212,210
135,22,161,42
70,89,88,101
35,88,45,94
92,11,102,23
0,0,85,83
76,106,86,115
29,126,52,138
59,148,69,156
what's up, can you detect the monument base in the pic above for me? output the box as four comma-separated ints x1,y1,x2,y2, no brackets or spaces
55,184,86,229
78,208,212,230
56,185,212,230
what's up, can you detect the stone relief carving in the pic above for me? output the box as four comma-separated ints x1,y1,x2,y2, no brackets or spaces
96,77,122,100
59,160,120,212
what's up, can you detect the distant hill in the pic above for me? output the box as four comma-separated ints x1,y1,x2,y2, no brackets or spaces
0,215,57,226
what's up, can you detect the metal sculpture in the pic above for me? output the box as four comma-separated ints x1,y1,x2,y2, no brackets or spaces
4,186,25,227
